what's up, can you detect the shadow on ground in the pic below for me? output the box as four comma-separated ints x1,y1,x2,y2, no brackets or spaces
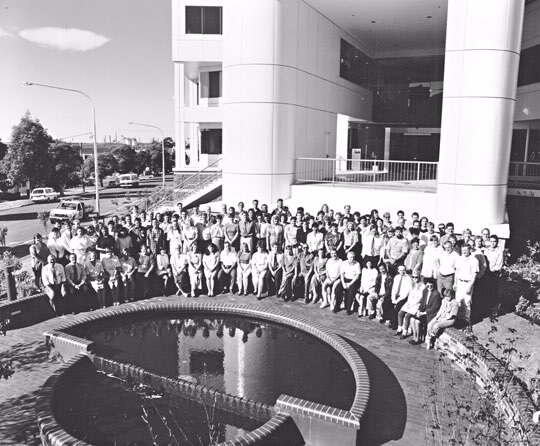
0,391,41,445
340,337,407,446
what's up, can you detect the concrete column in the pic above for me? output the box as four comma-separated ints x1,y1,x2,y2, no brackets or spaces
437,0,525,230
174,62,185,171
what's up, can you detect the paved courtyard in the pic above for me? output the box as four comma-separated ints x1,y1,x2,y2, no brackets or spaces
0,293,477,445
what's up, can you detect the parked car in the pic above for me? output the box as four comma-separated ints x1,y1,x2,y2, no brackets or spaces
119,173,139,188
30,187,60,203
139,173,154,180
105,176,120,187
49,198,89,223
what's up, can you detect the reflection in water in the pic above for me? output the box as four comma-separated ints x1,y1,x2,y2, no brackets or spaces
80,313,356,410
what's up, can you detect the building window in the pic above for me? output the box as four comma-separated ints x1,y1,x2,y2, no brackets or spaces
200,71,221,99
339,39,375,89
201,129,222,154
185,6,222,35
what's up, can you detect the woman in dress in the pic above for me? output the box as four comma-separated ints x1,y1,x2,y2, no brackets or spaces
237,243,252,295
310,248,327,305
187,242,203,297
251,241,269,299
203,243,220,297
156,247,172,296
357,259,377,317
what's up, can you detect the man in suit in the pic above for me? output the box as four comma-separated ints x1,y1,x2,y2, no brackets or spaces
408,279,441,345
41,255,66,315
64,252,88,313
368,263,393,321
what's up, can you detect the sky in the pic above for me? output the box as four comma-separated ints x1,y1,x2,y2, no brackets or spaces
0,0,174,144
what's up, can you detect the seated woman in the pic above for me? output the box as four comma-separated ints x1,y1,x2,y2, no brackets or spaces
397,273,425,340
426,288,459,350
203,243,220,297
187,243,203,297
156,247,172,296
237,243,252,295
410,279,441,345
310,248,327,306
251,241,269,299
357,259,377,317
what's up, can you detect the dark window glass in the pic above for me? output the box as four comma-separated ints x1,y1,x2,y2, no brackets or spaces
209,71,221,98
201,129,222,155
339,39,375,89
185,6,202,34
203,7,222,34
518,44,540,87
510,129,528,161
185,6,222,35
528,129,540,162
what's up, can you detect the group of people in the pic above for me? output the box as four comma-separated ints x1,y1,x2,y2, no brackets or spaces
29,198,505,348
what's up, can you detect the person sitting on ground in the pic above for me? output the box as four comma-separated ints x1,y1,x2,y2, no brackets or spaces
426,288,459,350
64,252,87,314
41,255,66,315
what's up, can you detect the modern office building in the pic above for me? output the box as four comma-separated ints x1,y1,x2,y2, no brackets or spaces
172,0,540,234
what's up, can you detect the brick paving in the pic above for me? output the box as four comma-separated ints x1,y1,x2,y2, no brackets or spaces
0,293,477,446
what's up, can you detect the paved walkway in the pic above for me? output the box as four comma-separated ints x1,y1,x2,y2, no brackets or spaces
0,294,489,445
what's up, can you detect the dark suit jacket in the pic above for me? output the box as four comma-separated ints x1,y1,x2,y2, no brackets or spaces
374,273,393,299
420,288,442,323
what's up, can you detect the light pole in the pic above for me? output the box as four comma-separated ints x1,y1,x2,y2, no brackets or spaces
23,82,101,215
128,122,166,187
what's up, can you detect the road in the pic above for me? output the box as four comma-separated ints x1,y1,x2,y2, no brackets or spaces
0,176,173,250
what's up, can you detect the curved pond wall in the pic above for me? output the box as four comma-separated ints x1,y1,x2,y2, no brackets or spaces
40,301,371,446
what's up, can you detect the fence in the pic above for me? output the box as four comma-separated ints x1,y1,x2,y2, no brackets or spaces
508,162,540,189
295,157,438,190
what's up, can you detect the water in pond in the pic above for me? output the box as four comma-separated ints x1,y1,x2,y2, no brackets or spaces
70,312,356,410
55,360,269,446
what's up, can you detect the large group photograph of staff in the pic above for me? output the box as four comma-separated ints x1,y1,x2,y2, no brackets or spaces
29,197,505,350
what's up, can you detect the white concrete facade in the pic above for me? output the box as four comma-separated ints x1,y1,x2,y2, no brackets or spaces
171,0,540,232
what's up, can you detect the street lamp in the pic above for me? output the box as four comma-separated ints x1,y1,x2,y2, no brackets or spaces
23,82,101,215
128,122,166,187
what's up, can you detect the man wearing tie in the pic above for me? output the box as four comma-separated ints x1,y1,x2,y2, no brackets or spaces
41,255,66,315
64,253,88,313
390,265,413,331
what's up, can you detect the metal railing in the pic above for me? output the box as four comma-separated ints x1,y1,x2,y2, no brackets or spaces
508,162,540,189
295,157,438,190
149,158,222,211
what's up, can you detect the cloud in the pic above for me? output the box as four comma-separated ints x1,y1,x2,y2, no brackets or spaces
18,27,110,52
0,27,15,38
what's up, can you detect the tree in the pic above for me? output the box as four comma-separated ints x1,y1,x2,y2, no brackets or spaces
84,153,118,186
1,112,53,188
49,144,83,194
147,142,174,174
112,145,137,173
0,139,9,192
134,150,151,174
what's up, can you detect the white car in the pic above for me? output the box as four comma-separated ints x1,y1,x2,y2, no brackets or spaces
119,173,139,188
30,187,60,203
49,198,88,223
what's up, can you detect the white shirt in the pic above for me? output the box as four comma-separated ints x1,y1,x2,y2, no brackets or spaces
326,258,343,281
306,231,324,252
220,249,238,267
391,274,413,303
455,255,479,282
340,260,361,281
421,245,442,279
438,250,460,275
360,267,378,293
402,282,425,314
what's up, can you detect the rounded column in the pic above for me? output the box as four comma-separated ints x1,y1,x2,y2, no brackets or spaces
437,0,525,230
222,0,296,205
